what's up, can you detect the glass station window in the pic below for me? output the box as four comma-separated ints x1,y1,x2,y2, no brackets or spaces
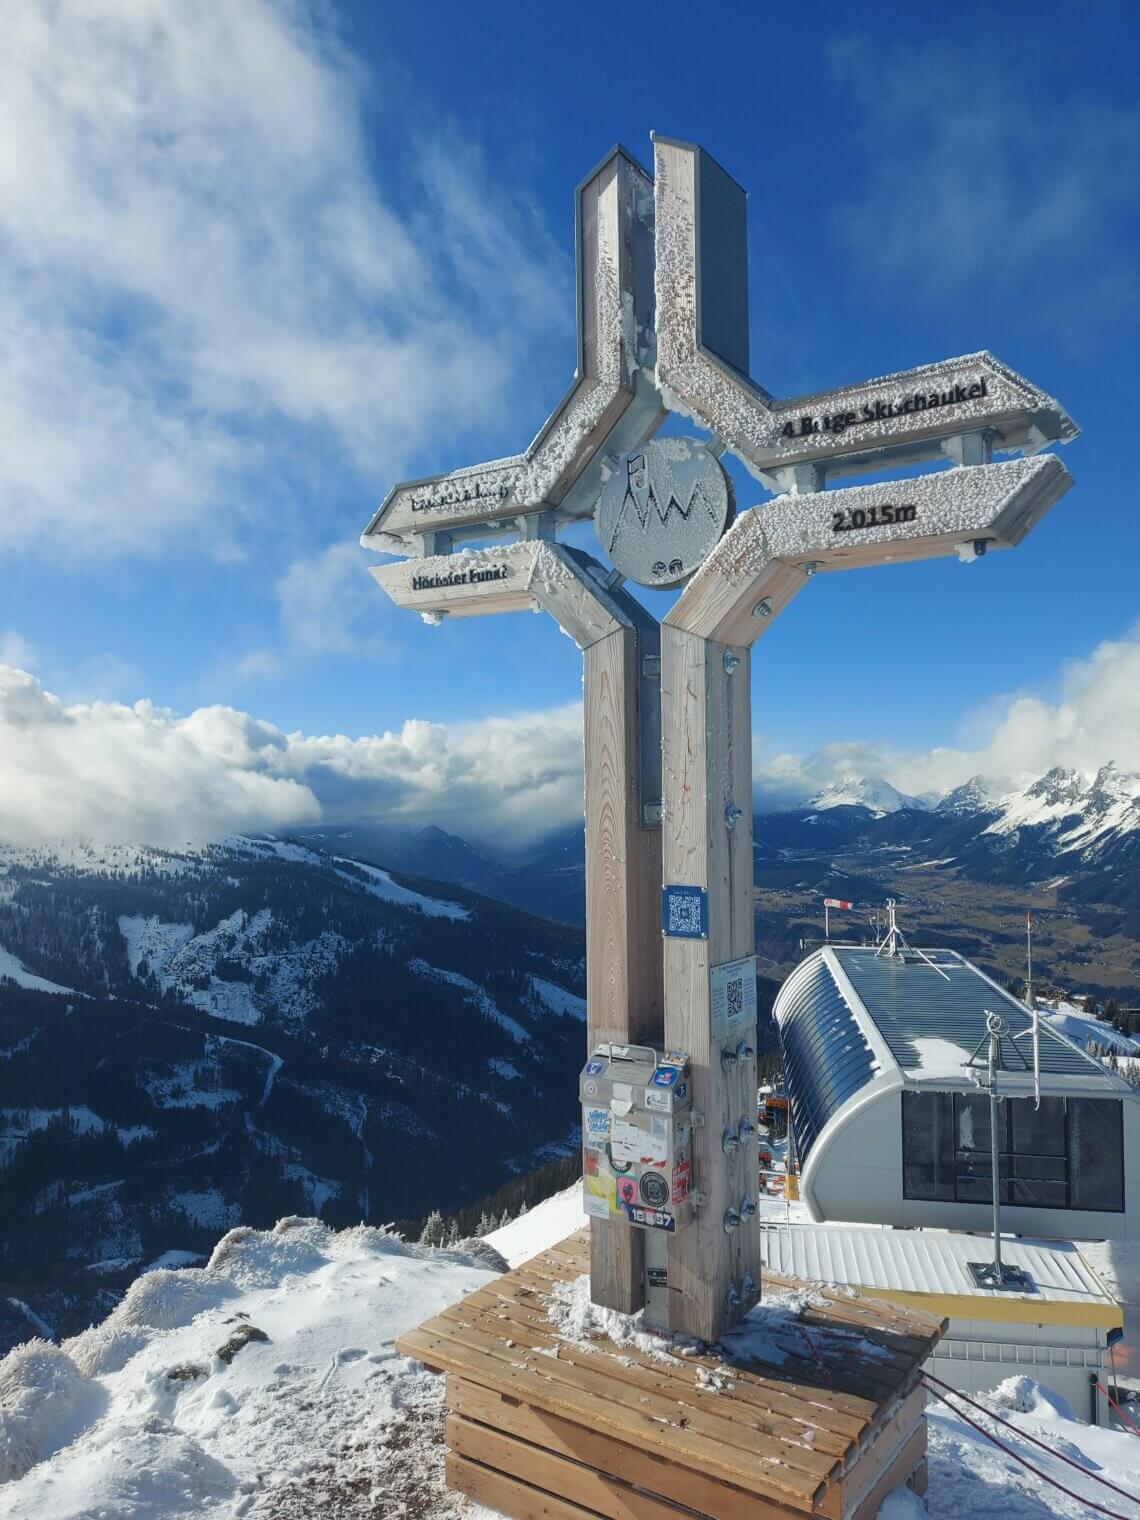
1070,1098,1124,1212
902,1091,954,1200
901,1091,1124,1212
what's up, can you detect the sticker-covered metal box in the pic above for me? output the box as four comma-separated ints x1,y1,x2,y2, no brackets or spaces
579,1043,693,1232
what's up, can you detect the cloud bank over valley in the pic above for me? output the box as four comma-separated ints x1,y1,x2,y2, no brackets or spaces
3,624,1140,849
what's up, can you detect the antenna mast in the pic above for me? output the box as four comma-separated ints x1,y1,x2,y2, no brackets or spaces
874,899,950,980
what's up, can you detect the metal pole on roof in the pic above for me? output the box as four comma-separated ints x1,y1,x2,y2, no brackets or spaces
988,1013,1004,1282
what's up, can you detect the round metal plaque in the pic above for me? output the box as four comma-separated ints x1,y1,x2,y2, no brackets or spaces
594,438,733,588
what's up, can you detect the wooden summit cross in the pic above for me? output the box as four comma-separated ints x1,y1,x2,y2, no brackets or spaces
363,135,1077,1343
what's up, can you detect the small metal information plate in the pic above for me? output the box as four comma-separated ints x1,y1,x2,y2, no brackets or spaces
662,884,708,940
710,955,757,1040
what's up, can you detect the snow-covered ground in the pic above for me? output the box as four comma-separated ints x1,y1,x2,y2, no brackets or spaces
3,1185,1140,1518
0,945,75,995
1038,996,1140,1057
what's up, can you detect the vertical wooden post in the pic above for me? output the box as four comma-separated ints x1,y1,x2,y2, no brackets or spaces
583,615,663,1313
661,626,759,1341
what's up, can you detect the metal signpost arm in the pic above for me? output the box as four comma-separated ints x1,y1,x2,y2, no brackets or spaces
361,147,664,557
651,136,1078,492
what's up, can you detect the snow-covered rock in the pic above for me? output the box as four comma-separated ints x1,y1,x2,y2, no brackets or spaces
4,1191,1140,1518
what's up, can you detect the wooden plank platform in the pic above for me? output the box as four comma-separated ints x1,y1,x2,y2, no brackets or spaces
396,1230,944,1520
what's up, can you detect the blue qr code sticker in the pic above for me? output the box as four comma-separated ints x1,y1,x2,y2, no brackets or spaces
662,885,708,939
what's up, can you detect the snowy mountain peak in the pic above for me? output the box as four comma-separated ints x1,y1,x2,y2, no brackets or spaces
807,776,927,816
936,775,996,815
1025,765,1085,807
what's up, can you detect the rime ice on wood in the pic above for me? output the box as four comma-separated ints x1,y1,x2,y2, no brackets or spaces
362,132,1077,1342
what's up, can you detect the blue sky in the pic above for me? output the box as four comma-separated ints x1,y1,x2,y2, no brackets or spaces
0,0,1138,846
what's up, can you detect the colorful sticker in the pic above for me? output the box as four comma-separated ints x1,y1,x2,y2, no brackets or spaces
651,1067,678,1088
674,1082,688,1101
647,1266,668,1288
672,1158,692,1203
644,1089,672,1113
584,1171,617,1218
585,1060,605,1076
617,1177,638,1208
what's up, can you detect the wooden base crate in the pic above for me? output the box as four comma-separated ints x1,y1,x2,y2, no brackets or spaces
396,1231,941,1520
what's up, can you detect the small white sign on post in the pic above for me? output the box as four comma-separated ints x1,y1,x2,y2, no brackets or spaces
710,957,758,1042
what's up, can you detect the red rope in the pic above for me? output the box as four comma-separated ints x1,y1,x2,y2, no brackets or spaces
922,1376,1140,1519
1096,1379,1140,1438
924,1370,1140,1504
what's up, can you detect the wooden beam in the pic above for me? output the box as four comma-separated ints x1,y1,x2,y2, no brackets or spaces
660,627,759,1341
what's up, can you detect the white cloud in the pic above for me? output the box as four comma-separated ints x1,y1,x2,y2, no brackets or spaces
829,36,1140,339
4,628,1139,849
0,631,36,669
0,0,568,560
755,626,1140,808
0,662,584,848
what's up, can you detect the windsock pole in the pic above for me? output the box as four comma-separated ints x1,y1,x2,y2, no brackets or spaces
823,897,852,943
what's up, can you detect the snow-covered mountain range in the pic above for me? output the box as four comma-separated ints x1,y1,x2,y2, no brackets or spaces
778,762,1140,909
0,835,586,1338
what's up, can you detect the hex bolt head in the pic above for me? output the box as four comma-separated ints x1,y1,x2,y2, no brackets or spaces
740,1197,758,1220
735,1038,755,1065
721,1126,741,1156
725,802,744,831
724,1281,741,1312
720,1044,737,1072
723,1207,741,1234
752,598,773,619
737,1117,756,1144
722,649,742,675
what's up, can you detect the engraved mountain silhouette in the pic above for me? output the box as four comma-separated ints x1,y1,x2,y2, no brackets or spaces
604,451,721,552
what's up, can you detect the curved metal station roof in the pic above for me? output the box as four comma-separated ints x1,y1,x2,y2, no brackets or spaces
775,944,1131,1163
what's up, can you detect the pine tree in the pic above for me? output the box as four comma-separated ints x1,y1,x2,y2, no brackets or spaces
476,1210,495,1237
1083,994,1097,1016
419,1208,444,1247
445,1218,460,1246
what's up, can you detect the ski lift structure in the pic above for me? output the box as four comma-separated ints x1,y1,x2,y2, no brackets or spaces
772,903,1139,1244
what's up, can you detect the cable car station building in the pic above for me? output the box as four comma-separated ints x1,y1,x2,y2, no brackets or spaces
775,944,1140,1241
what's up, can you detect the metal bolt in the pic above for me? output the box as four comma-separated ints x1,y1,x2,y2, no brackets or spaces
720,1044,737,1073
723,1207,741,1234
725,802,744,831
800,561,821,578
751,597,773,619
737,1117,756,1144
722,1126,741,1156
740,1197,758,1220
724,1281,741,1312
722,650,742,675
742,1271,758,1299
735,1038,755,1066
